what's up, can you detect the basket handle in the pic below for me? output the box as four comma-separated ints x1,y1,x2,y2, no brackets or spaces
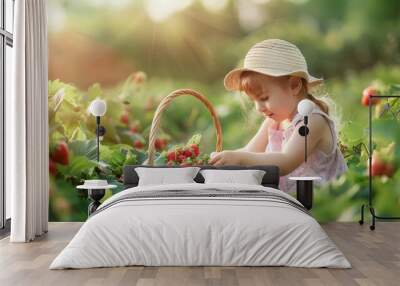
146,89,223,166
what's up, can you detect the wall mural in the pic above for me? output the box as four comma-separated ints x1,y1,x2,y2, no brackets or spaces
48,0,400,222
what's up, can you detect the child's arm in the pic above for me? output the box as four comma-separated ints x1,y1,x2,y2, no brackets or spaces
234,118,271,152
238,114,326,175
209,114,327,176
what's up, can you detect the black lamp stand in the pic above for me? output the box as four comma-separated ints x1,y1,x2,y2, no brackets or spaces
87,116,106,216
95,116,106,161
298,115,310,162
359,95,400,230
296,115,314,210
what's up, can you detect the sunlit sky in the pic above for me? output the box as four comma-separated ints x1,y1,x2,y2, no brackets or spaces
145,0,195,22
49,0,309,32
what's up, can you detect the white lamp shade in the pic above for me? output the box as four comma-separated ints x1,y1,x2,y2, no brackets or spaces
297,99,315,116
89,99,107,116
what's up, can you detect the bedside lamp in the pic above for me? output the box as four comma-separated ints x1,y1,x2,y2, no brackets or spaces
289,98,321,210
297,99,315,162
88,98,107,162
83,99,109,215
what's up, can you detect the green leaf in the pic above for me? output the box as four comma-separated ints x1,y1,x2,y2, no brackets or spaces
187,133,202,145
58,156,97,178
133,149,148,164
69,140,98,160
69,125,88,141
87,83,103,102
341,121,364,142
155,155,166,165
389,84,400,92
124,150,137,165
373,118,400,142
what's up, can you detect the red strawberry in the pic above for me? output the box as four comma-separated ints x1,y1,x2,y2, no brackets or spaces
134,139,144,149
51,141,69,165
190,144,200,157
130,125,138,133
361,86,380,106
167,151,176,162
155,138,165,151
49,159,57,176
184,149,192,158
120,114,129,125
177,154,186,163
370,153,385,176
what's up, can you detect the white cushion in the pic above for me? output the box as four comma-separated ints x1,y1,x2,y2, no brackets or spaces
200,169,266,185
135,167,201,186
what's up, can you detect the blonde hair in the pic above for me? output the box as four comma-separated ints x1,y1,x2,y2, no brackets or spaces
238,71,344,134
300,78,329,115
239,71,327,112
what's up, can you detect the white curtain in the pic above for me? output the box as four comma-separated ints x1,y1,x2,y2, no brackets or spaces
7,0,49,242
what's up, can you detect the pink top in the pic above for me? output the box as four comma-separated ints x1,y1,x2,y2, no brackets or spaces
265,107,348,193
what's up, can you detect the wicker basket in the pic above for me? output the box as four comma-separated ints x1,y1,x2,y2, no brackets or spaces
145,89,223,166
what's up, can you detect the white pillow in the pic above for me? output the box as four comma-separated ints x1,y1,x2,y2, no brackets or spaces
135,167,201,186
200,169,266,185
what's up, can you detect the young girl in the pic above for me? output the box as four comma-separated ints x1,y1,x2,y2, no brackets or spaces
208,39,348,193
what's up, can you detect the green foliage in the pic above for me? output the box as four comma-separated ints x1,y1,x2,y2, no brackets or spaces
49,0,400,85
48,72,400,222
47,0,400,222
48,76,221,221
311,77,400,222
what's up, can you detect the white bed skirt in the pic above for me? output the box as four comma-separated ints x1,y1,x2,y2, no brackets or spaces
50,183,351,269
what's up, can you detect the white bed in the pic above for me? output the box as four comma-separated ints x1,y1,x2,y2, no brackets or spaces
50,182,351,269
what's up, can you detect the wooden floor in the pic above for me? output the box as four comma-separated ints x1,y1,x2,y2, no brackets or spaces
0,222,399,286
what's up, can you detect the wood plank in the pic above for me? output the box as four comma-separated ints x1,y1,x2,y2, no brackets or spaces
0,222,399,286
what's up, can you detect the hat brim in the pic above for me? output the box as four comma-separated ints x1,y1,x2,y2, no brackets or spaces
223,67,323,91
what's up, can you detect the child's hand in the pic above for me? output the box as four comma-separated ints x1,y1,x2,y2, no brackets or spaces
208,151,242,166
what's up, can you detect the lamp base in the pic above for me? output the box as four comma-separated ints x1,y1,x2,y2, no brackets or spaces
88,189,105,216
359,203,400,231
296,180,313,210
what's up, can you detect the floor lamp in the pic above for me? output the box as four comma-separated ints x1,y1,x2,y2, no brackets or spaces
87,98,107,215
359,94,400,230
289,99,321,210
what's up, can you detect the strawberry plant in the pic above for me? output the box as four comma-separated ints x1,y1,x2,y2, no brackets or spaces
48,69,400,224
313,81,400,222
50,141,70,165
47,75,216,221
156,134,210,166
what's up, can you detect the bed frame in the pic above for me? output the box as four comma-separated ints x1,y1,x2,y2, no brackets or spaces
122,165,313,210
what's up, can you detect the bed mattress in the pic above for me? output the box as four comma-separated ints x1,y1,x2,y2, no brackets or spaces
50,183,351,269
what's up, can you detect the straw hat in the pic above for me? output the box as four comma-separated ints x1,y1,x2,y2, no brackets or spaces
224,39,323,91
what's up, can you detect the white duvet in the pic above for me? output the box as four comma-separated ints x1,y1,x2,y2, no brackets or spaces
50,183,351,269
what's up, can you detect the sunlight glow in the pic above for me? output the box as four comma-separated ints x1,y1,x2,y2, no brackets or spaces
47,2,66,32
201,0,228,13
86,0,132,8
145,0,194,22
251,0,271,4
237,0,266,31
